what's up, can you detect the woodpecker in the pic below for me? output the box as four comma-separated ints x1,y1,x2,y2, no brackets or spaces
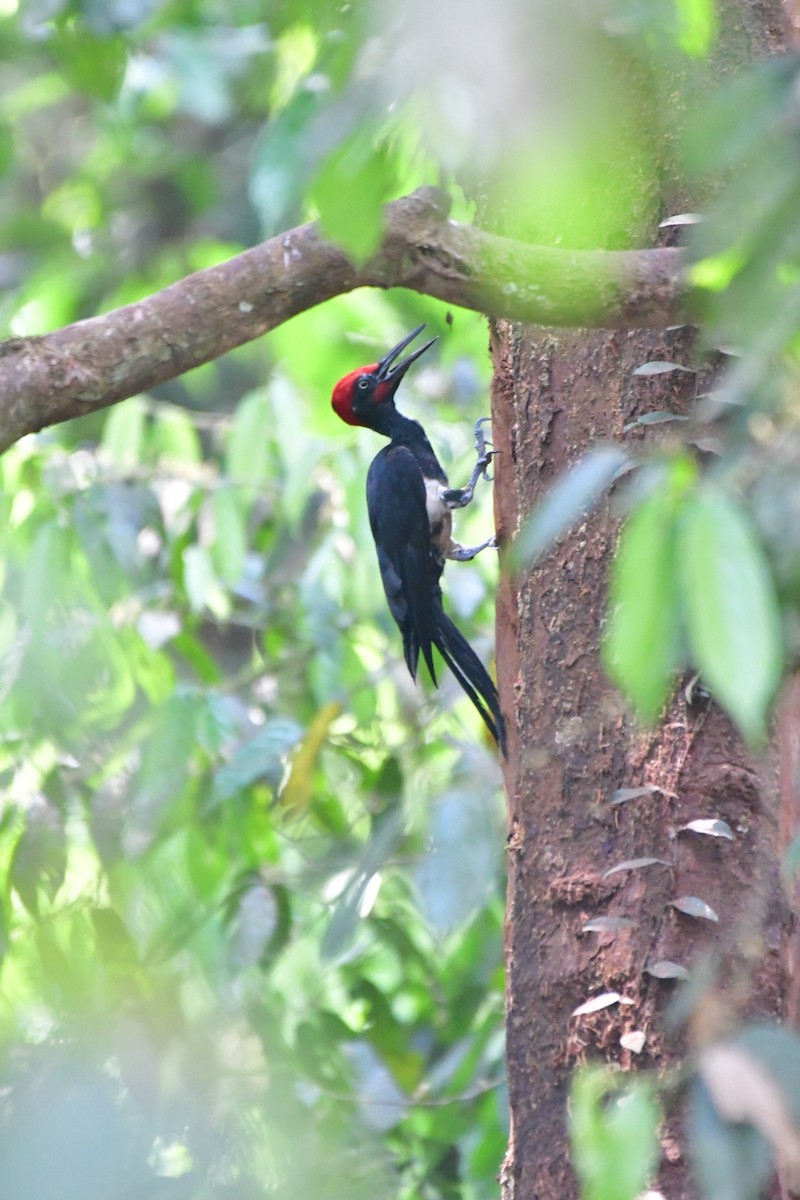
332,324,506,752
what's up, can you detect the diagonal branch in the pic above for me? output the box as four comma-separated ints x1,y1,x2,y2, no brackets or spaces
0,187,687,451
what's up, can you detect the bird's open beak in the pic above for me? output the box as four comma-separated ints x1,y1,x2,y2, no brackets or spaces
375,324,437,391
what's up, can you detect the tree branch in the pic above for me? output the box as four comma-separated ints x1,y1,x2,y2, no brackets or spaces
0,187,687,451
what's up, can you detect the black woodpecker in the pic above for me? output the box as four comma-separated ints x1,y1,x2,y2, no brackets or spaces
331,324,506,752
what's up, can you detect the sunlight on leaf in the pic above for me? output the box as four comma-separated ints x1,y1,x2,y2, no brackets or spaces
279,700,342,815
675,0,718,58
689,251,744,291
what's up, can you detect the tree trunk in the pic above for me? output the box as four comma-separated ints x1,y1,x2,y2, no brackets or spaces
489,3,794,1192
493,318,789,1199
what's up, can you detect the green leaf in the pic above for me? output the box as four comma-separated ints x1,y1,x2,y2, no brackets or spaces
211,718,303,805
51,25,127,102
91,908,140,972
675,0,718,58
603,459,694,721
171,630,221,685
22,523,70,634
226,882,290,971
225,389,273,499
0,896,9,968
689,251,744,292
185,825,229,900
249,89,325,233
312,130,397,263
678,486,782,744
414,786,504,934
210,489,247,584
101,397,147,472
513,445,629,567
149,408,202,465
321,810,405,961
196,692,242,756
570,1066,660,1200
182,544,229,618
10,799,67,916
123,627,175,704
125,692,198,855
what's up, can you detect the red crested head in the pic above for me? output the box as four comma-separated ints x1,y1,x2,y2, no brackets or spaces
331,325,436,430
331,363,380,426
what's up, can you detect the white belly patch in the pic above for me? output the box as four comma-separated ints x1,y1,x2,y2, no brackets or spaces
425,478,448,525
424,478,453,558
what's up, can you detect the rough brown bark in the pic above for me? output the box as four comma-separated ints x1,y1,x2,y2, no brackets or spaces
779,675,800,1026
488,1,795,1192
0,188,684,453
493,322,788,1200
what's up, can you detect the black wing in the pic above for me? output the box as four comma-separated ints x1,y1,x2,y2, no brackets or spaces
366,444,440,683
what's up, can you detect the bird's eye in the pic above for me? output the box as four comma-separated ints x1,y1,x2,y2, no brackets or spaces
357,377,370,391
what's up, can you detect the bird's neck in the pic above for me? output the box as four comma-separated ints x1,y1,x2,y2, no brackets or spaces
378,408,447,484
372,405,420,443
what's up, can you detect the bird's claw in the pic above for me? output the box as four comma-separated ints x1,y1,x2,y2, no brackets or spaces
442,418,498,507
447,533,497,561
474,416,497,482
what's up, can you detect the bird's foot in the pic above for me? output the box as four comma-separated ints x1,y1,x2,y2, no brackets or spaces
442,418,496,509
447,534,497,562
473,416,495,482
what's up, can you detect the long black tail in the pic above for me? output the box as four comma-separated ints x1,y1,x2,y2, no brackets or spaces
432,605,506,754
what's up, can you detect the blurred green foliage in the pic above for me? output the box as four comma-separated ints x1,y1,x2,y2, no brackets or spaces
0,1,508,1196
2,0,800,1196
0,324,508,1194
0,335,507,1195
570,1067,661,1200
512,45,800,753
599,49,800,747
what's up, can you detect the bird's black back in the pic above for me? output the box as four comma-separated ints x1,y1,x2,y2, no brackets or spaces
367,443,441,682
366,436,506,751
